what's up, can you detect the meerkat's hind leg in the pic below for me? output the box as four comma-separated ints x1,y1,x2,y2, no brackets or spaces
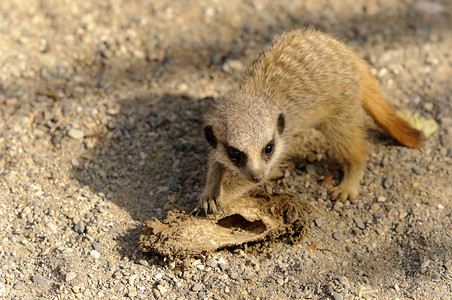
321,122,368,202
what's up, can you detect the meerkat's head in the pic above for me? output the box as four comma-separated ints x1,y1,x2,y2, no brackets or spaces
204,94,285,184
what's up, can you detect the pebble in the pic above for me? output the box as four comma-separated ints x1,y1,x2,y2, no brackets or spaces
354,217,366,230
46,222,58,233
223,59,244,72
128,288,138,297
71,158,81,169
306,164,316,175
20,206,32,218
138,259,149,267
440,117,452,128
67,128,84,139
106,102,120,115
206,259,217,268
333,292,343,300
13,282,24,290
153,288,161,298
411,166,421,175
314,217,325,228
332,232,342,241
218,263,227,271
74,220,85,234
413,1,446,15
90,250,100,260
423,102,433,112
192,283,202,292
333,201,343,211
383,177,393,189
32,274,48,284
65,272,77,282
157,284,167,295
377,196,386,203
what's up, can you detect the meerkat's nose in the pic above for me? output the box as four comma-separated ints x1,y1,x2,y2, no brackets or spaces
251,174,263,183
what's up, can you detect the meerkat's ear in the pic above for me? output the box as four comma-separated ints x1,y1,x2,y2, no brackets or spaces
277,113,285,135
204,125,217,148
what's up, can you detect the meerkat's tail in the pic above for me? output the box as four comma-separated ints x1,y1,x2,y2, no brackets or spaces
361,77,423,148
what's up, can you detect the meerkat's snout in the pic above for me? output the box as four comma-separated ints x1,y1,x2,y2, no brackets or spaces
244,161,266,183
251,174,264,183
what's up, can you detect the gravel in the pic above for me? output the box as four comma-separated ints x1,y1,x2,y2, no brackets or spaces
0,0,450,299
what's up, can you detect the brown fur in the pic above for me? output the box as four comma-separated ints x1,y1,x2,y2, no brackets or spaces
198,29,423,214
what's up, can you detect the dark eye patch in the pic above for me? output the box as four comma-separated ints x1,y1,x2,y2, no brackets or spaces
263,139,275,157
226,145,247,167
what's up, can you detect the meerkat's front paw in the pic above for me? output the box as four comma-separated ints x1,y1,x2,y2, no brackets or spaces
330,183,358,202
196,190,224,218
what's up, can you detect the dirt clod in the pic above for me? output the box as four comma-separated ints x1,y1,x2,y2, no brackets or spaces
140,193,309,260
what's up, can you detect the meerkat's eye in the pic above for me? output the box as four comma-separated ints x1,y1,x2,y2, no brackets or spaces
264,141,275,156
226,146,246,166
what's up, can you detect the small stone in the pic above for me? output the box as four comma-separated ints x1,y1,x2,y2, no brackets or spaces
128,288,138,297
13,282,24,290
444,260,452,270
192,283,203,292
177,82,189,93
411,166,421,175
217,257,227,265
152,288,161,298
157,285,167,295
377,67,388,78
223,59,244,72
67,129,84,139
204,6,215,17
90,250,100,260
106,102,121,115
84,211,94,220
74,220,85,233
32,274,48,284
138,259,149,267
333,201,343,211
332,231,342,240
354,217,366,230
65,272,77,282
71,158,81,169
5,97,18,106
413,1,445,15
423,102,433,112
218,263,227,271
333,292,343,300
306,164,316,175
21,206,32,217
314,217,325,228
383,177,393,189
399,210,408,219
206,259,217,268
440,117,452,128
377,196,386,203
46,222,58,233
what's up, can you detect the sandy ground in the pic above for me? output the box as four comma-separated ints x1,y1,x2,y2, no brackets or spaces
0,0,451,299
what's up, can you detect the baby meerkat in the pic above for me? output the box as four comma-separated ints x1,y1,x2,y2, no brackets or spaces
198,29,422,215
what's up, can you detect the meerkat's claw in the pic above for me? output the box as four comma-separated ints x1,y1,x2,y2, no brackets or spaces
330,185,358,202
217,201,225,214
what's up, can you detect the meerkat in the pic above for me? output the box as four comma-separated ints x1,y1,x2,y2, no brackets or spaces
198,28,423,216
